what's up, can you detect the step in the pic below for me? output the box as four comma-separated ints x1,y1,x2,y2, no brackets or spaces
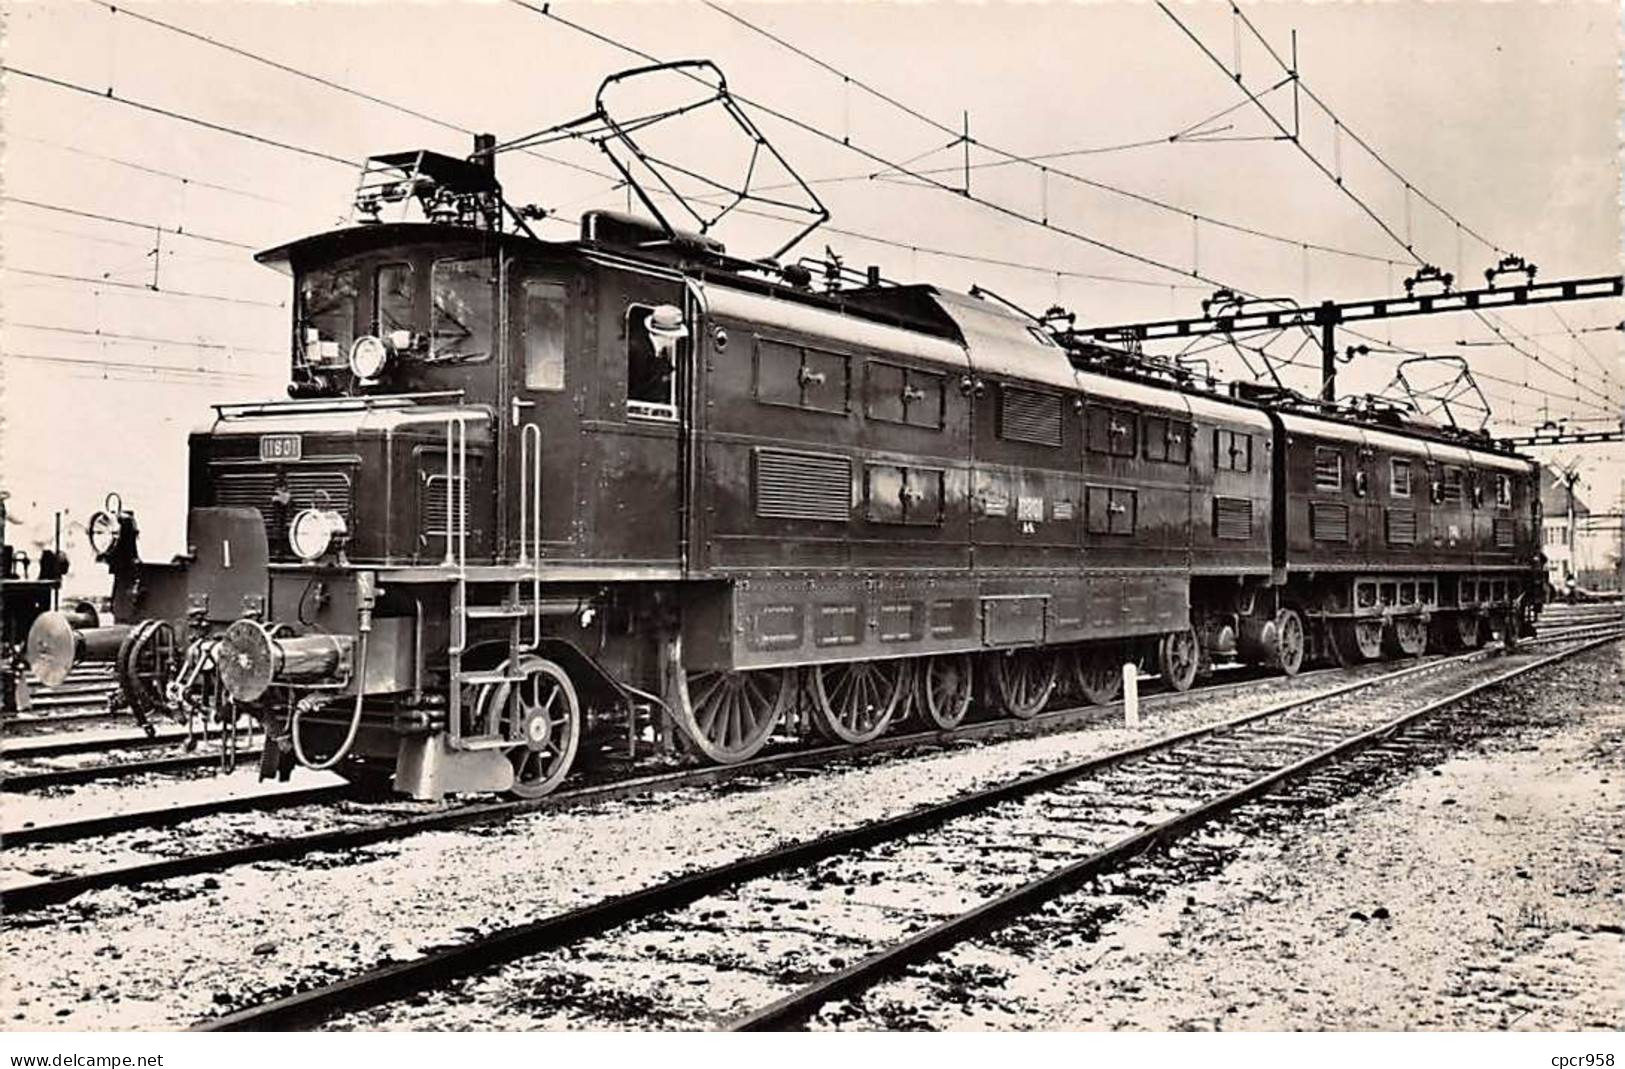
462,604,529,620
456,670,529,688
453,735,520,752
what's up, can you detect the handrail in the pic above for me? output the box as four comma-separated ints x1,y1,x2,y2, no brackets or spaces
518,421,543,652
213,390,465,419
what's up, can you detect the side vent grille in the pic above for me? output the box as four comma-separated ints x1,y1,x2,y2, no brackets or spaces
755,448,851,522
1493,517,1515,548
1386,508,1417,546
421,474,468,538
1213,496,1252,540
1311,501,1350,543
999,388,1063,447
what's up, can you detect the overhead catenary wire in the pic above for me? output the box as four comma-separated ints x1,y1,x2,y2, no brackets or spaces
4,266,284,308
83,0,620,188
8,321,283,356
8,11,1210,316
2,195,258,249
1341,326,1617,418
697,3,1405,273
1218,2,1624,403
1156,2,1624,411
0,65,359,169
13,133,298,207
3,349,270,382
507,0,1245,292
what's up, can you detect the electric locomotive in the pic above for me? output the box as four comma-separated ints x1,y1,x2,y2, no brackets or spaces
26,132,1544,799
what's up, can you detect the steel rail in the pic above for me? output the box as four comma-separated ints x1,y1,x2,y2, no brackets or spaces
729,630,1622,1030
7,705,120,726
8,630,1588,905
2,785,351,848
2,725,251,761
190,638,1572,1031
2,753,228,793
0,660,1338,859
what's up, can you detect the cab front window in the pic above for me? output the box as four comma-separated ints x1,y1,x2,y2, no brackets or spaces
375,262,415,337
298,267,357,366
430,257,494,363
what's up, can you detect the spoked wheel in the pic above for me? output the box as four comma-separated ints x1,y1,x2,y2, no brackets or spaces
1158,628,1200,692
1331,619,1384,664
1272,608,1306,677
1385,616,1428,657
117,618,179,721
1069,646,1122,706
990,649,1058,720
811,659,906,743
1455,613,1485,650
915,655,973,730
484,656,581,800
677,666,792,763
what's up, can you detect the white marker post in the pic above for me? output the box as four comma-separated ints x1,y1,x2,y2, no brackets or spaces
1123,662,1140,727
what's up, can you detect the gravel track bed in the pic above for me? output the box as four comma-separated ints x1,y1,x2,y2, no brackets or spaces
1,761,347,837
5,710,144,740
2,654,1440,1030
808,640,1623,1030
0,660,1392,897
313,642,1569,1030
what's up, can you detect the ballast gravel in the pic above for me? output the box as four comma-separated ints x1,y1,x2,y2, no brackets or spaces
2,657,1425,1029
828,641,1624,1030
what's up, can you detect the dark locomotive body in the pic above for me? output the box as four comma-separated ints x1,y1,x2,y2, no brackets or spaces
29,149,1544,798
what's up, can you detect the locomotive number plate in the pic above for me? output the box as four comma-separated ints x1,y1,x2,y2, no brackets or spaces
258,434,302,461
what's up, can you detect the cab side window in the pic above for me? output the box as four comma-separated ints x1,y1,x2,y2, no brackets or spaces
1313,447,1343,491
522,280,566,392
1390,458,1412,498
1441,465,1464,503
626,303,679,421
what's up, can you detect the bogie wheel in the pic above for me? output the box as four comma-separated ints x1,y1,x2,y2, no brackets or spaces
1272,608,1306,677
677,667,791,763
1070,646,1123,706
915,655,973,730
1385,617,1427,658
811,660,906,743
485,656,582,800
990,649,1058,720
1158,628,1200,692
1332,619,1384,663
1455,613,1485,651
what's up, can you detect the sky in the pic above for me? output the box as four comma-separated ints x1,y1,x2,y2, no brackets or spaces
2,0,1621,570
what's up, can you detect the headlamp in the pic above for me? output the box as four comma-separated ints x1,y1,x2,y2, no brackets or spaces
288,508,348,562
349,334,390,382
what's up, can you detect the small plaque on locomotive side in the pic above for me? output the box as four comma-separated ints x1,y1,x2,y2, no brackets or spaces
258,434,302,462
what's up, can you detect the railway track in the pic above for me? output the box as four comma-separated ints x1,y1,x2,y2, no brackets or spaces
0,649,1499,909
6,625,1615,913
9,610,1612,796
191,629,1618,1031
8,614,1614,794
0,660,1340,910
3,752,238,793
